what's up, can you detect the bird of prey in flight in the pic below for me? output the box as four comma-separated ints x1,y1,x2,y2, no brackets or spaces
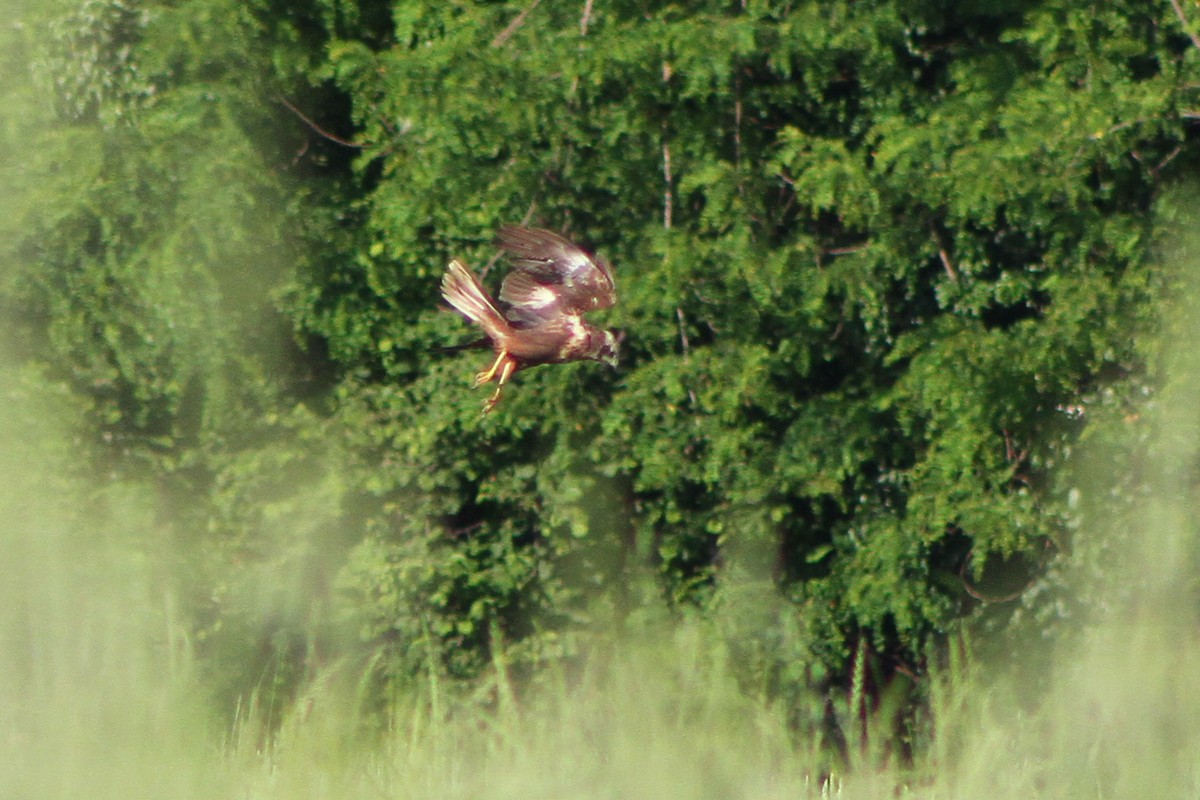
440,226,620,414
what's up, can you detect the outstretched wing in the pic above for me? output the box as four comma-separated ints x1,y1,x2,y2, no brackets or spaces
496,227,616,325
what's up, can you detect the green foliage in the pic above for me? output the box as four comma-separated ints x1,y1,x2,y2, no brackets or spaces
309,0,1194,702
5,0,1199,749
1,0,350,713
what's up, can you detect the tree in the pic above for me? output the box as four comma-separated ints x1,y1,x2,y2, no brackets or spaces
316,0,1196,700
5,0,1198,743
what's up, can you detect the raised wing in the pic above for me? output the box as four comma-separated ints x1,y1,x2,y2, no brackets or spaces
496,227,616,324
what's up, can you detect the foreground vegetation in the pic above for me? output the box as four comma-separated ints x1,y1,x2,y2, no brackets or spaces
3,1,1200,794
2,323,1199,796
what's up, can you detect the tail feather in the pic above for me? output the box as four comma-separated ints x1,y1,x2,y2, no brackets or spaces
441,260,509,336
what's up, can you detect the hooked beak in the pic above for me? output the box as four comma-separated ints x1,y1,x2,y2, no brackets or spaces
600,329,622,368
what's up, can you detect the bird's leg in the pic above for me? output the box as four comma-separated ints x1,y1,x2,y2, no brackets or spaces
481,358,517,415
474,350,508,387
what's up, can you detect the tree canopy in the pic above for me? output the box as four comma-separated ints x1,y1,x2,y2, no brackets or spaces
4,0,1198,739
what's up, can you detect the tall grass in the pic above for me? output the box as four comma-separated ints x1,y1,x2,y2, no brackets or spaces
0,365,218,799
6,332,1199,800
234,626,843,800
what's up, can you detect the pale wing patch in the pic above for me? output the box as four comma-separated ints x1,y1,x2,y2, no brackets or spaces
496,227,616,312
499,270,565,324
528,284,558,308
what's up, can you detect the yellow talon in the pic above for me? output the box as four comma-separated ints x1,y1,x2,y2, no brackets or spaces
482,387,503,414
474,350,507,386
480,358,517,415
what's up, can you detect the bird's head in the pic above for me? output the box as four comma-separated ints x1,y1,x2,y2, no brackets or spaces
594,329,621,368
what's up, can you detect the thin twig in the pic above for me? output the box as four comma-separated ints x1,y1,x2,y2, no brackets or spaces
1088,117,1151,140
481,201,537,280
1001,429,1029,465
959,547,1040,604
662,120,673,230
570,0,596,96
276,95,364,149
519,203,537,227
579,0,595,36
289,137,310,166
1169,0,1200,51
491,0,541,47
1155,145,1183,175
824,243,868,257
931,227,960,283
937,246,959,283
676,307,691,360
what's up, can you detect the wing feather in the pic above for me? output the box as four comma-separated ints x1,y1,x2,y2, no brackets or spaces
497,227,616,320
499,269,563,327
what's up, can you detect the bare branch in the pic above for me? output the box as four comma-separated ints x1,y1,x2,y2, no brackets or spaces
676,306,691,360
1156,146,1185,176
930,227,960,283
662,121,674,230
1169,0,1200,51
1131,144,1183,177
491,0,541,48
276,95,364,149
937,246,959,283
580,0,595,36
825,243,868,257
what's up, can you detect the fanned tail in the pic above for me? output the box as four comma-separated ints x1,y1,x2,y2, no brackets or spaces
440,260,509,336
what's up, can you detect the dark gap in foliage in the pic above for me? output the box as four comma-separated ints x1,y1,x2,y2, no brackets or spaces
776,494,842,583
980,291,1048,330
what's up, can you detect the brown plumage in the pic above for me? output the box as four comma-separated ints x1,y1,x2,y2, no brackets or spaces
440,226,620,413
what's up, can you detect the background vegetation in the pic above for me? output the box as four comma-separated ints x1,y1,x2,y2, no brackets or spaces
3,0,1200,787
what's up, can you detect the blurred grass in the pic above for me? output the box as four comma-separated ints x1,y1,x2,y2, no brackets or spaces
3,328,1199,800
235,626,839,800
0,363,218,799
3,251,1200,800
